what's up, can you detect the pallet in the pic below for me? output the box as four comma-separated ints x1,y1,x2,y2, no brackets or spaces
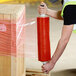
26,68,50,76
0,4,26,76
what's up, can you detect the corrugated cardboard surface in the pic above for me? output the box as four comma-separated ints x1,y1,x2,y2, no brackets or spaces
0,4,25,76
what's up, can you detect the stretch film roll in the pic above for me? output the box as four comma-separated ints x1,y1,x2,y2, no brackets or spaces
37,16,51,62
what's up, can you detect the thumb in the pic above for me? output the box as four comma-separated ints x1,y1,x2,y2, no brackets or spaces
43,64,46,67
40,2,46,6
41,64,45,68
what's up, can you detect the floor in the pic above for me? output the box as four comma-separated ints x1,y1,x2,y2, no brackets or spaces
25,3,76,76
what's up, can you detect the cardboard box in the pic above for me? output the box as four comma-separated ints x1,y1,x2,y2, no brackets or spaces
0,4,26,76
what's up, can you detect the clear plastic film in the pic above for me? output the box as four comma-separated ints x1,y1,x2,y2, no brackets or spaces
0,19,37,57
0,8,26,57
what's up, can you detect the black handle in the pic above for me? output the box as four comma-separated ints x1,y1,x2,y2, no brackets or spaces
40,5,44,7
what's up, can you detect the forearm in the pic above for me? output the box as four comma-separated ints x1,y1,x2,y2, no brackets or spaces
46,9,63,20
51,24,73,65
51,39,68,65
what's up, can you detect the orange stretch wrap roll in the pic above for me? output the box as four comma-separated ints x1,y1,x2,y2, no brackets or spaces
37,16,51,62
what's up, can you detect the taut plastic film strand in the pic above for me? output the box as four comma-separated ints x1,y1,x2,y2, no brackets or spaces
37,17,51,62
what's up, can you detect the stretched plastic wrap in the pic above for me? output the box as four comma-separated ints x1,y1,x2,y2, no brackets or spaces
37,16,51,62
0,4,26,76
0,5,25,57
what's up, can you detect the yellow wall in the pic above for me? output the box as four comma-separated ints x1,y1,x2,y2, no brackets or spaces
0,0,14,3
0,0,44,4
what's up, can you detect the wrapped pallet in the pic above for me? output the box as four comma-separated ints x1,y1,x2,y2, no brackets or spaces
0,4,26,76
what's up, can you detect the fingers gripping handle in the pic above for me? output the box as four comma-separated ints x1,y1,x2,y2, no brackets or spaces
40,5,46,17
42,62,48,74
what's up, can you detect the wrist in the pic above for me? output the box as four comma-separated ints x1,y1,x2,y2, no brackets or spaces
49,58,56,65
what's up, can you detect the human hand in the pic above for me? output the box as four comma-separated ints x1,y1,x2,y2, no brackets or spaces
42,61,55,74
38,2,48,15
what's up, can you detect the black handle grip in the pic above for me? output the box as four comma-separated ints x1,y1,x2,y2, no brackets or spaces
40,5,44,7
